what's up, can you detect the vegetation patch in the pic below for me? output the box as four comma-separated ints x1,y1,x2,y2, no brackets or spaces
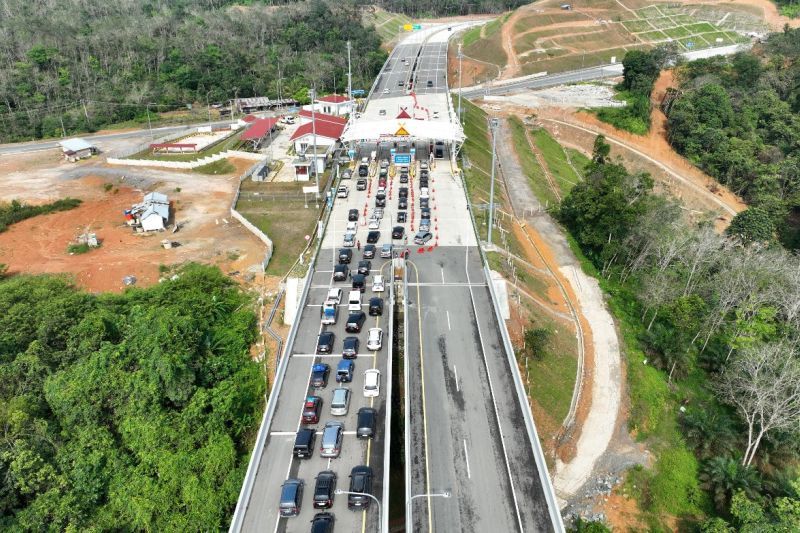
508,116,558,207
193,158,236,175
532,128,584,195
0,265,264,530
0,198,82,233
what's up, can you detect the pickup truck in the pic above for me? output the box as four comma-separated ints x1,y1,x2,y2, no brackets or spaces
321,302,337,325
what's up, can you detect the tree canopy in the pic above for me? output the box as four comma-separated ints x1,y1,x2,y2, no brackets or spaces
0,0,386,141
0,264,264,530
666,29,800,248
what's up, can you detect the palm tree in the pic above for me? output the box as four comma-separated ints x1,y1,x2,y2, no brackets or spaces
700,456,762,512
682,406,738,459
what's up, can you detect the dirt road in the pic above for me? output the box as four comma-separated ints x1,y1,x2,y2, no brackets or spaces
493,117,626,504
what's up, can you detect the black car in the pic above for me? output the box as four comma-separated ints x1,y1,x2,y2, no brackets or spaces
333,264,349,282
419,179,429,189
348,209,359,222
363,244,376,259
311,512,334,533
313,471,337,509
358,165,369,177
421,208,431,220
368,297,383,316
356,179,367,191
399,187,408,198
342,336,359,359
357,260,371,276
345,311,366,333
348,466,374,509
400,173,408,183
366,231,380,244
352,273,366,292
316,332,335,355
357,407,377,439
397,212,407,223
393,226,405,239
398,197,408,210
310,362,330,387
420,198,429,209
375,195,386,207
338,248,352,264
420,169,429,179
293,428,316,458
426,80,433,87
279,478,304,517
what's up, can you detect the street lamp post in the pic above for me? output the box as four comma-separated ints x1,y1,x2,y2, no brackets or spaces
205,90,212,127
406,491,451,532
487,118,499,247
334,490,381,531
457,43,463,121
309,85,319,196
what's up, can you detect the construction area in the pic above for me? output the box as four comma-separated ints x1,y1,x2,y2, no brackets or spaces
452,0,769,85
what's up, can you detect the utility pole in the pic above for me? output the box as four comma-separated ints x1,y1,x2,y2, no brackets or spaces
205,90,212,127
457,43,463,121
487,118,499,246
146,103,153,140
310,85,319,195
347,40,353,106
81,99,90,127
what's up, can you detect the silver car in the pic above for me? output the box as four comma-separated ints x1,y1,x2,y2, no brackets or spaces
330,388,351,416
343,232,356,247
380,243,393,258
320,421,344,458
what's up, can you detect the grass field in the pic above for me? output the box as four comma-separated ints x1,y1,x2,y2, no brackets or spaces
507,116,560,208
362,7,412,44
235,181,321,276
532,128,587,196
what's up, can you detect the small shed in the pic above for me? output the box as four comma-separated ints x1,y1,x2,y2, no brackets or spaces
59,138,97,162
140,207,166,232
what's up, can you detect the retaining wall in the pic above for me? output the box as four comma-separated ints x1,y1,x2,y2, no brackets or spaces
108,149,262,169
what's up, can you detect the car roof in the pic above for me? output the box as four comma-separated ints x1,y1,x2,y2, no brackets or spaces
348,311,365,318
312,363,329,371
351,465,372,475
319,332,334,340
344,336,358,345
337,359,352,369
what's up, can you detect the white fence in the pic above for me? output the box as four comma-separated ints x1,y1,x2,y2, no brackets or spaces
107,149,263,169
230,160,273,270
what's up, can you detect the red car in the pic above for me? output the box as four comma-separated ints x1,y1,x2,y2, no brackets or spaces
302,396,322,424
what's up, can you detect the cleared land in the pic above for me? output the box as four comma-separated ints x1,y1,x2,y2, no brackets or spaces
453,0,762,82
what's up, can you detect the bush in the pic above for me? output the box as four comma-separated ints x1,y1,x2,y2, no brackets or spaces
0,198,82,233
67,243,91,254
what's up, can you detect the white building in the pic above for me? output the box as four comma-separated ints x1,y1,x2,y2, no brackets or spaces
289,119,345,177
59,138,97,162
128,192,170,232
303,94,355,117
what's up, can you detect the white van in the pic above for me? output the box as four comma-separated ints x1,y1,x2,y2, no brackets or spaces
372,275,385,293
420,187,429,199
348,290,362,311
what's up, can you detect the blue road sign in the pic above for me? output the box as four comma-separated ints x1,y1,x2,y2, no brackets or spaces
394,154,411,164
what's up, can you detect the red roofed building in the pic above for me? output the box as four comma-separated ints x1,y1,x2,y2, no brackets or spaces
304,93,355,116
241,117,279,148
297,110,347,127
289,118,346,177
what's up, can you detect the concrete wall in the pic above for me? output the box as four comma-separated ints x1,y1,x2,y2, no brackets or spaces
107,149,263,169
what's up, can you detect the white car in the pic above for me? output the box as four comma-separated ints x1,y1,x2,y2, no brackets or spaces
346,221,357,233
366,327,383,351
337,186,349,198
326,288,342,305
348,290,362,312
343,232,356,247
368,218,380,230
372,275,385,293
420,187,429,199
376,186,386,196
363,369,381,398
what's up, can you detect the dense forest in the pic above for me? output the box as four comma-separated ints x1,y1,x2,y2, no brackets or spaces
666,27,800,248
560,137,800,528
0,0,386,141
0,265,265,530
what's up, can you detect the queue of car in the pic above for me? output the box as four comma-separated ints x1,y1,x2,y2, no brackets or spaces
281,157,403,530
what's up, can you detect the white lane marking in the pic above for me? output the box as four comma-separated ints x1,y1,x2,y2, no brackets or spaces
454,365,459,392
441,267,445,284
464,247,525,532
447,310,451,331
328,458,332,469
463,439,471,479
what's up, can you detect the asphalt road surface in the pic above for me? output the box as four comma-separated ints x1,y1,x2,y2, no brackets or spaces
405,246,554,533
459,64,624,98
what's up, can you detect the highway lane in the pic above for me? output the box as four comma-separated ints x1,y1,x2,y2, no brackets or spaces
405,246,554,533
412,41,449,96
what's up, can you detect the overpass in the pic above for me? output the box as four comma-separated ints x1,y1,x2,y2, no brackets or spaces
230,22,563,533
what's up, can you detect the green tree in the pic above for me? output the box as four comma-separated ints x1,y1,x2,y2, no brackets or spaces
727,208,776,244
700,456,762,512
